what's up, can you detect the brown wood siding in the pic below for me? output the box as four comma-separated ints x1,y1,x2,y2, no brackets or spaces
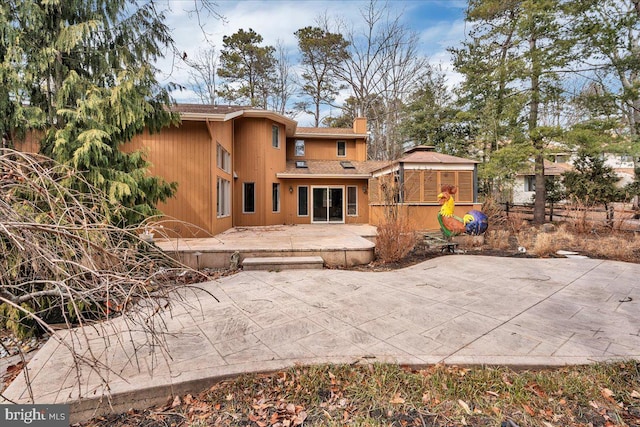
126,121,213,236
285,137,366,161
368,177,380,203
279,178,369,224
12,131,42,154
370,203,482,230
233,118,286,226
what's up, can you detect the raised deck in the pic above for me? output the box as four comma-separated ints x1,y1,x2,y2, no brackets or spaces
155,224,377,269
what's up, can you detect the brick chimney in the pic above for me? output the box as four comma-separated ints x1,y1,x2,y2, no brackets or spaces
353,117,367,134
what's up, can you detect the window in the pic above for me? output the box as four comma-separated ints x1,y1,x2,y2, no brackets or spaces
216,143,231,173
295,160,308,168
524,175,536,192
347,186,357,216
216,177,230,218
294,140,305,156
272,125,280,148
298,186,308,216
243,182,255,213
337,140,346,157
272,183,280,212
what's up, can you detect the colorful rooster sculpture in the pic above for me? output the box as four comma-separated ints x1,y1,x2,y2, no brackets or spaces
437,185,488,238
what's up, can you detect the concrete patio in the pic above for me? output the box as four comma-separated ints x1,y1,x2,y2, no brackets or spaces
155,224,378,269
3,255,640,423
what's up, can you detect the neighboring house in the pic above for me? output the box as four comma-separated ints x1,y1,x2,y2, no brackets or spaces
513,159,572,204
368,146,482,230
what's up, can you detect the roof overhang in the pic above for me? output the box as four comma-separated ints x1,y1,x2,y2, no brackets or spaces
179,109,297,136
294,132,369,140
276,173,371,179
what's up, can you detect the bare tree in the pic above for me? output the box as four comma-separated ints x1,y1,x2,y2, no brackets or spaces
185,47,219,104
269,40,297,116
333,1,428,160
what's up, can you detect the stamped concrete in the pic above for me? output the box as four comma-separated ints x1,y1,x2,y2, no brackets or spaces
3,255,640,423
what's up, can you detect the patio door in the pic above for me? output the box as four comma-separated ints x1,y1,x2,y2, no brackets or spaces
312,187,344,223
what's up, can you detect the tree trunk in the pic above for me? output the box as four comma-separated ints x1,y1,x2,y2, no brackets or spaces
530,33,546,224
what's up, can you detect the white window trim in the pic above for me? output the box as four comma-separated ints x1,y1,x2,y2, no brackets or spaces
216,177,231,218
337,140,346,157
310,185,345,224
243,182,256,214
347,185,358,216
297,185,309,217
272,125,280,149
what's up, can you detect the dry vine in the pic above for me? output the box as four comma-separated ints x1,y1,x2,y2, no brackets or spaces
0,148,214,405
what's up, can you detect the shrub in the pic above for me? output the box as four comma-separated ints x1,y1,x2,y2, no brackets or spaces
375,215,417,264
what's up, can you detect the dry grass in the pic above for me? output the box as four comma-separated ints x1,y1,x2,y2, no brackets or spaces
82,362,640,427
485,229,512,250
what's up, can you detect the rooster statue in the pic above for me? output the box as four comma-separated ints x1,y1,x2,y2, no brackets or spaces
437,184,488,238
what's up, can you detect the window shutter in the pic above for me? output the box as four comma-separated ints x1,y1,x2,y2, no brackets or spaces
403,170,421,202
423,170,438,202
457,171,473,202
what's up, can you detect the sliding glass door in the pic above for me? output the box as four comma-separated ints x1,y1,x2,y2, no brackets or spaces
312,187,344,223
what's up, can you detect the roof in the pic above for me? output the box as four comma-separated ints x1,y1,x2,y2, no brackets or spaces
295,127,368,139
277,160,389,179
398,150,479,164
172,103,298,136
518,159,572,176
171,104,249,115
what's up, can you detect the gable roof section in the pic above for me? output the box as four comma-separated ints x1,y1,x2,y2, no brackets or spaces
277,160,389,179
173,103,298,136
399,149,478,165
295,127,368,139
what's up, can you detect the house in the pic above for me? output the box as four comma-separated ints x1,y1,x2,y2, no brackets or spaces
12,104,483,235
513,159,572,204
123,104,380,237
368,146,483,230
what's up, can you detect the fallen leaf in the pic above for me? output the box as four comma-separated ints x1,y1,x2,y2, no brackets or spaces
286,403,296,414
422,392,430,404
171,395,181,408
601,388,614,399
491,406,501,416
458,399,472,415
486,390,499,398
589,401,599,409
293,411,307,426
631,390,640,399
225,393,234,401
523,404,535,416
390,393,405,404
542,422,555,427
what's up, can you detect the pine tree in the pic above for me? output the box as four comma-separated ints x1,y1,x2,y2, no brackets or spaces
453,0,574,222
217,28,276,108
0,0,179,225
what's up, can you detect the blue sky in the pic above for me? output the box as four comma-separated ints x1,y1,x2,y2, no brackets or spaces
159,0,468,121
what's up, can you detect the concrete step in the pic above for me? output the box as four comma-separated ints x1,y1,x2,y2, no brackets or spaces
242,256,324,271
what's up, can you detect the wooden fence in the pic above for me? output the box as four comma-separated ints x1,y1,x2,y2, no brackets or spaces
501,202,640,231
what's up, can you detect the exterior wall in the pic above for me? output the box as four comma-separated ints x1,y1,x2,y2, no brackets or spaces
11,131,42,154
126,121,216,237
512,176,534,204
286,137,366,161
233,117,287,226
369,168,475,204
280,179,369,225
369,203,482,230
208,120,234,235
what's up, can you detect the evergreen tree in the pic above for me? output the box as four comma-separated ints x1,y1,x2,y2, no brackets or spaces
217,28,276,108
0,0,179,225
453,0,574,222
294,26,350,127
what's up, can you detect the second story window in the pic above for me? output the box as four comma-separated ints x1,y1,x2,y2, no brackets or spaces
216,143,231,173
295,139,305,156
337,140,346,157
272,125,280,148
